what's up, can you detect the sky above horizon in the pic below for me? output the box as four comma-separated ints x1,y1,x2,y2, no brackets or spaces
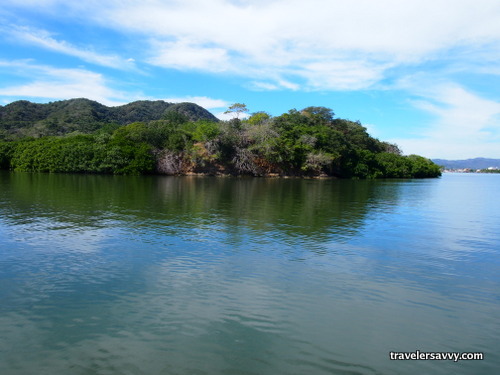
1,0,499,159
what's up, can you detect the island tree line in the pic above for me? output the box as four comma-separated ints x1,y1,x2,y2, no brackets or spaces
0,101,441,178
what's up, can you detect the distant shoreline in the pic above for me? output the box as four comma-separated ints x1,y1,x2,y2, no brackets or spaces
442,169,500,174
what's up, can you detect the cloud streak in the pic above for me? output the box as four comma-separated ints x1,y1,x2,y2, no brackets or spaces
5,25,136,70
391,83,500,158
0,60,231,113
148,39,230,72
0,60,130,106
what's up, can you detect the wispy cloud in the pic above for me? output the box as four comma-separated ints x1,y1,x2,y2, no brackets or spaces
298,59,391,91
0,60,232,109
390,82,500,158
5,25,136,70
0,60,131,106
148,39,230,73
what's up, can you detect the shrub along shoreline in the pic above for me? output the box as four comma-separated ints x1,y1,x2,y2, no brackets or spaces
0,106,441,179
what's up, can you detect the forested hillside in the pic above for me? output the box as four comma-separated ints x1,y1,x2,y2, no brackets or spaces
0,99,218,139
0,100,441,178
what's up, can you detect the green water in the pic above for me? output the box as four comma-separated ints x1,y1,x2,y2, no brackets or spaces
0,172,499,374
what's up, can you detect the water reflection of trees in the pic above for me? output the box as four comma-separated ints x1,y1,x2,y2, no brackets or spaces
2,172,404,241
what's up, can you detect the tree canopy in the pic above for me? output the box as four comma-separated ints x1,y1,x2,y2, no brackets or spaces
224,103,249,119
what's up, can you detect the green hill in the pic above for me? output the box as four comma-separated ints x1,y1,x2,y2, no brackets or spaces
0,98,218,139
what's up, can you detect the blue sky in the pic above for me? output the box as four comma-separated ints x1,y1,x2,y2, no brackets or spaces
1,0,499,159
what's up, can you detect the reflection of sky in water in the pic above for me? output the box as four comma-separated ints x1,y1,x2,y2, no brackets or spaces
0,173,499,375
0,216,114,253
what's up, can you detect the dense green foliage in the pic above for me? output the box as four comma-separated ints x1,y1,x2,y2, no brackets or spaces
0,100,441,178
3,134,154,175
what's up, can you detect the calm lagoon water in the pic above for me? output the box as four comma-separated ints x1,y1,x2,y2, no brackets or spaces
0,171,498,374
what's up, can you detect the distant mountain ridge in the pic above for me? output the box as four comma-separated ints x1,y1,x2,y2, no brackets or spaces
0,98,218,139
432,158,500,169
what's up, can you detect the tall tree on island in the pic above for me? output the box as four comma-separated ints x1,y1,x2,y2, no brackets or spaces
224,103,249,119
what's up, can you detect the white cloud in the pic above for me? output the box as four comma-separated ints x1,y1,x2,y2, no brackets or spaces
162,96,229,110
246,78,300,91
248,81,280,91
390,84,500,159
5,25,135,70
0,60,130,106
276,79,300,91
148,40,230,72
94,0,500,90
3,0,500,91
0,61,232,109
299,60,391,91
100,0,499,55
